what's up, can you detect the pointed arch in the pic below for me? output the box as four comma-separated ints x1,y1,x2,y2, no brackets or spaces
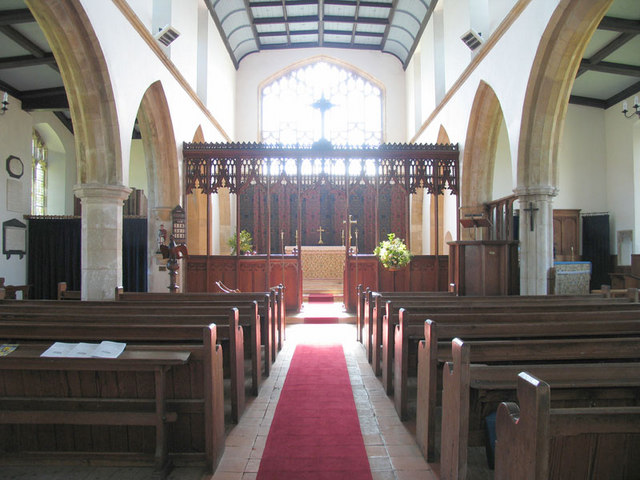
461,81,505,209
517,0,614,194
193,126,205,143
437,126,450,144
136,81,180,208
25,0,122,185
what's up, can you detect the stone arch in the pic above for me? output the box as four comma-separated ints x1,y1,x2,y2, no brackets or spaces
187,126,209,255
516,0,613,294
136,81,180,209
437,126,450,144
25,0,122,185
517,0,613,193
134,81,180,292
193,125,205,143
461,81,504,209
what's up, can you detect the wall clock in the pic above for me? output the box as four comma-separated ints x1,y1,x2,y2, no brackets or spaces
6,155,23,179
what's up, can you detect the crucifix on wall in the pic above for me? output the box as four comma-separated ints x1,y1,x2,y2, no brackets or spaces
524,202,539,231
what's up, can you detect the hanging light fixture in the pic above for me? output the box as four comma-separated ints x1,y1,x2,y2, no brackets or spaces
622,96,639,119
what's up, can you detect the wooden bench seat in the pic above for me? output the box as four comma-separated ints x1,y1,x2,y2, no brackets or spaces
57,282,80,300
495,372,640,480
386,304,640,405
116,289,283,362
0,344,189,477
0,310,246,423
439,338,640,479
0,300,265,395
414,318,640,461
0,324,225,474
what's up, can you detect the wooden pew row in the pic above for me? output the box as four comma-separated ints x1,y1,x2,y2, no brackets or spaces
0,344,190,477
384,302,640,396
495,372,640,480
0,323,226,474
0,310,246,423
366,291,637,374
414,318,640,462
116,289,283,363
440,338,640,479
360,290,455,359
57,282,80,300
0,300,265,395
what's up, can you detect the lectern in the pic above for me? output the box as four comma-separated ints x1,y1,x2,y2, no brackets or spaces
448,240,519,295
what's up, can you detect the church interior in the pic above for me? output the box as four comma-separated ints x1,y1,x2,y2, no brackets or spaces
0,0,639,479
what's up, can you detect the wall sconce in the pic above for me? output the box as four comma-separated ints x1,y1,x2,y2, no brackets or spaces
0,92,8,115
622,96,639,119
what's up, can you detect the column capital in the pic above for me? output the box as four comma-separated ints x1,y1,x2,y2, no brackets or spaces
514,185,558,198
74,183,132,204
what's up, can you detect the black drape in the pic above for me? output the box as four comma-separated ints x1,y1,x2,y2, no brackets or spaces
582,214,610,290
28,218,81,299
28,217,148,298
122,218,147,292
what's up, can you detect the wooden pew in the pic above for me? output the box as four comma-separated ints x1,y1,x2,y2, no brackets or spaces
384,301,640,398
0,324,226,474
116,290,281,366
366,291,636,375
57,281,81,300
495,372,640,480
440,338,640,479
0,344,189,477
0,309,246,424
0,277,30,300
0,300,264,395
414,318,640,462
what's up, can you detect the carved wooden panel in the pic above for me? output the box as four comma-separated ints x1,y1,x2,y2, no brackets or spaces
553,209,580,260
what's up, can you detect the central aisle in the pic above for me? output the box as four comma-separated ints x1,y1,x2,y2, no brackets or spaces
211,301,437,480
257,344,372,479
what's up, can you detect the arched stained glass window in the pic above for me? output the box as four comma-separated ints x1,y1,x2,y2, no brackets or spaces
31,130,47,215
261,60,383,146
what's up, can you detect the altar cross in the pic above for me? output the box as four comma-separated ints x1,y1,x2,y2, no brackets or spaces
317,226,325,244
524,202,539,231
311,94,335,141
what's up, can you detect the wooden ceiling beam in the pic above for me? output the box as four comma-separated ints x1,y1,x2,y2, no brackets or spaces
0,54,57,70
0,9,34,26
580,59,640,77
598,16,640,34
20,86,68,110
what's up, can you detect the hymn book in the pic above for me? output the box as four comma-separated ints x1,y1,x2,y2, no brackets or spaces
41,341,126,358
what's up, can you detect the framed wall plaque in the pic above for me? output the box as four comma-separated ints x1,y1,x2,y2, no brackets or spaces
3,218,26,259
6,155,23,179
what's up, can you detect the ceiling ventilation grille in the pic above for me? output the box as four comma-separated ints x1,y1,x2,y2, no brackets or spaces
461,29,483,50
155,25,180,46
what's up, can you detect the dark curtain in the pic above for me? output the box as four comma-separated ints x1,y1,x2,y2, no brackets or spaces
27,217,147,298
123,218,148,292
582,214,610,290
28,218,81,299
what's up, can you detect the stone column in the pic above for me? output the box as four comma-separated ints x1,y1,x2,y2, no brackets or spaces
149,206,174,293
515,186,557,295
74,183,132,300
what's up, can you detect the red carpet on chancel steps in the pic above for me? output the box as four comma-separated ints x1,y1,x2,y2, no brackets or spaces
256,344,373,480
307,293,334,303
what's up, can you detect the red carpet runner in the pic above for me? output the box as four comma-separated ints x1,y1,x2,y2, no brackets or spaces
257,344,373,480
308,293,334,303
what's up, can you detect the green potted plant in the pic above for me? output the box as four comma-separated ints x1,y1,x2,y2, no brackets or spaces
374,233,412,270
228,230,253,255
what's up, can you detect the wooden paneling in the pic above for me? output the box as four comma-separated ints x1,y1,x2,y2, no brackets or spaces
449,241,519,296
186,255,301,311
344,255,449,312
553,209,580,260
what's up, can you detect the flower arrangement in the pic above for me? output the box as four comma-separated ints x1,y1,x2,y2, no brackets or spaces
228,230,253,255
374,233,412,270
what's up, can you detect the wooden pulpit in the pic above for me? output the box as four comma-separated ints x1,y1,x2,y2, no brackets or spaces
448,240,519,296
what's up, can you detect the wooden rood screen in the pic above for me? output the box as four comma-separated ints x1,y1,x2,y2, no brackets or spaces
182,142,459,308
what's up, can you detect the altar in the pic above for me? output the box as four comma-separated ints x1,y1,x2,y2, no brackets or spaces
285,245,347,280
549,261,592,295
